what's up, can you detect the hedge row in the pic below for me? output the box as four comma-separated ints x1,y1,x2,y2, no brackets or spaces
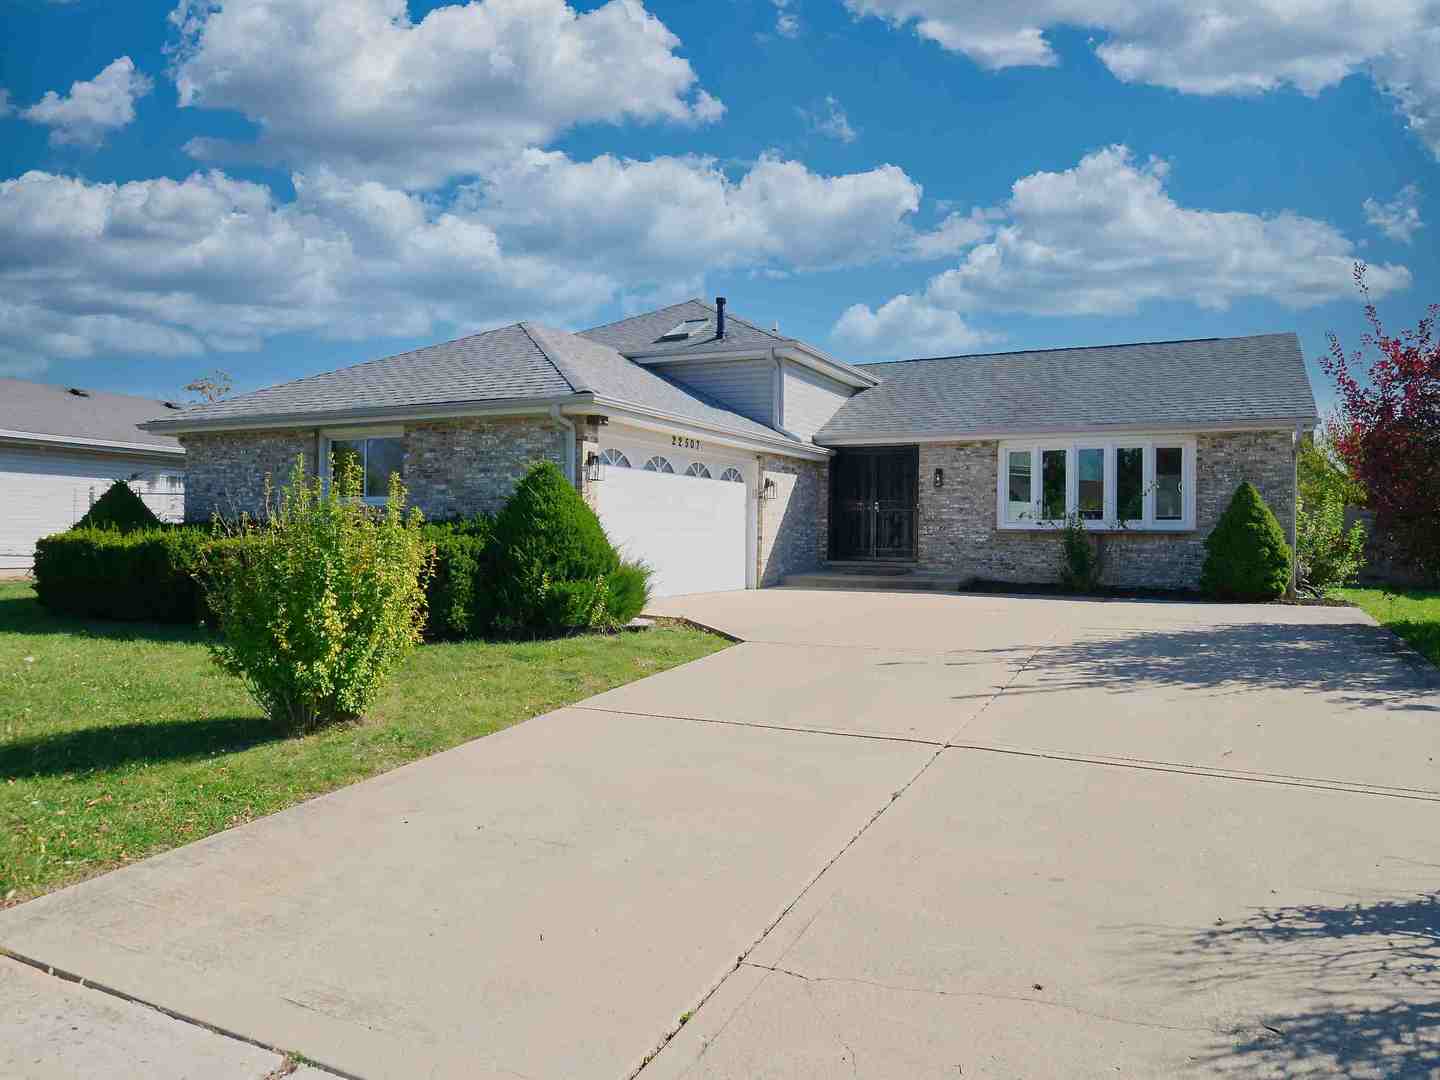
33,463,651,636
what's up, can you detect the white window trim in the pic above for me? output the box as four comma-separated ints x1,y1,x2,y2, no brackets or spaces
996,437,1197,532
321,426,404,505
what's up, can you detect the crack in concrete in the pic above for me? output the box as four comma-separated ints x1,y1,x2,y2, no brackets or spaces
743,962,1225,1036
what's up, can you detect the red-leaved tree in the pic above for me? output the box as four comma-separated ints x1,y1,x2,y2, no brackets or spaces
1321,264,1440,583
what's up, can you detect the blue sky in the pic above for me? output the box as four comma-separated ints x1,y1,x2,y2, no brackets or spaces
2,0,1436,412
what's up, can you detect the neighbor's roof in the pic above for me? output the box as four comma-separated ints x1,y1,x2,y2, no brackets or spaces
580,299,877,385
141,322,806,449
816,333,1319,443
0,378,182,453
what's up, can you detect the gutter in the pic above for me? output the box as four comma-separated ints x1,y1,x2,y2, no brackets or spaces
137,394,592,435
582,397,830,461
817,417,1322,446
0,428,184,457
549,405,577,484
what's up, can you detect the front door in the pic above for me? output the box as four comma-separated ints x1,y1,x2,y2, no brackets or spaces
831,447,918,560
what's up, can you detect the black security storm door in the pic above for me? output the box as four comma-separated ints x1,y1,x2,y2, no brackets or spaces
831,447,918,560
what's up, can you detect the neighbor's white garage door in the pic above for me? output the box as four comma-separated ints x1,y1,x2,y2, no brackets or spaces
593,445,748,598
0,446,184,571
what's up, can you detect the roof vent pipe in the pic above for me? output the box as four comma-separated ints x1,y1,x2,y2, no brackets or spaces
715,296,726,340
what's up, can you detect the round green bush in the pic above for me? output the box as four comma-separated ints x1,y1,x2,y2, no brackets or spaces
486,461,621,635
420,516,493,640
1200,482,1293,601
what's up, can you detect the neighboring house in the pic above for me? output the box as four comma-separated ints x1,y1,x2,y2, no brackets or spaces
1,379,186,572
141,298,1319,597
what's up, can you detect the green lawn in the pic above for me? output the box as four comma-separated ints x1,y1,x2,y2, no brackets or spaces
0,581,726,904
1341,587,1440,667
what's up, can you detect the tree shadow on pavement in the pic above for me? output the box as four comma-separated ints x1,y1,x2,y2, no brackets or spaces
966,620,1440,712
1131,886,1440,1077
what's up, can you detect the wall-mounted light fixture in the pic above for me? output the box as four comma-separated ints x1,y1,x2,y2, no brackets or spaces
933,467,944,489
760,477,778,501
585,451,604,483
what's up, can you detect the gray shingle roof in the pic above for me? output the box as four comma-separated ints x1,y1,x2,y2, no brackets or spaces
579,299,876,384
816,333,1319,443
0,378,181,451
141,321,808,449
145,324,574,427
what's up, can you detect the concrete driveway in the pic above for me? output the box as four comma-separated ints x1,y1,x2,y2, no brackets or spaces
5,590,1439,1078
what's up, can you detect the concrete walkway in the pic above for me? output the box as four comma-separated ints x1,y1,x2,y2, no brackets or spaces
5,590,1439,1078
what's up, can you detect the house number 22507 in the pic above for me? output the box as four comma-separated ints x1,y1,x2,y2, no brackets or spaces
672,435,702,451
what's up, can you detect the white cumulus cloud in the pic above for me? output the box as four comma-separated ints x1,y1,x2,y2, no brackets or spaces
0,149,931,375
834,145,1410,355
168,0,724,188
844,0,1440,159
22,56,153,147
1364,184,1424,243
833,294,999,358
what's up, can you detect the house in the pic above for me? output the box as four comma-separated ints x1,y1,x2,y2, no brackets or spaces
139,298,1319,596
1,378,186,573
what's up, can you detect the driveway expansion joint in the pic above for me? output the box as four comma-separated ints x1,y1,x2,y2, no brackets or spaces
0,946,356,1080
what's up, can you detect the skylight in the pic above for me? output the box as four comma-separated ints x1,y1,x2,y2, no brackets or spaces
657,317,711,342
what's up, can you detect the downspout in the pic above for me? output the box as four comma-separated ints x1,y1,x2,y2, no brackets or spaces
550,405,577,486
1289,422,1301,599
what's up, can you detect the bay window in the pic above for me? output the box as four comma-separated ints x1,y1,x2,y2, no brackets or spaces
997,438,1195,530
324,429,404,503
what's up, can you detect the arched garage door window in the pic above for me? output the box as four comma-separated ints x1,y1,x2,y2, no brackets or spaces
600,448,631,468
719,467,744,483
643,455,675,474
684,462,712,479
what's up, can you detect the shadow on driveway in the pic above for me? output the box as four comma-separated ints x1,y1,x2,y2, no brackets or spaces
1127,881,1440,1077
958,620,1440,712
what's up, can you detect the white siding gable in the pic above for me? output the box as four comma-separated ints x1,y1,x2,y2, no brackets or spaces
650,357,777,427
782,361,856,442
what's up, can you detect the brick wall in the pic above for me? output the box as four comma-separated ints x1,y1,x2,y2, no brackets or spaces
404,416,571,519
914,429,1296,590
758,454,826,586
179,428,318,521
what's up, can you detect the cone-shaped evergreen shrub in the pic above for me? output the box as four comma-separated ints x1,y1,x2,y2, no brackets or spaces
1200,482,1293,601
486,461,621,635
75,480,161,532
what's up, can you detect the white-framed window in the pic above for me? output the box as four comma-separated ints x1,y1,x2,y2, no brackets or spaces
996,438,1196,531
643,455,675,474
684,462,712,479
322,428,405,503
600,448,631,468
719,466,744,483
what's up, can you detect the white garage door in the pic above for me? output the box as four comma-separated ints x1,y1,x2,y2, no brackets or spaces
593,447,748,598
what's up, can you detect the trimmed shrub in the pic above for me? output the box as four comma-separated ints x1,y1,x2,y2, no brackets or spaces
33,527,208,622
199,457,433,730
74,480,162,532
605,560,653,625
486,461,620,636
421,516,493,640
1296,492,1367,597
1200,482,1294,601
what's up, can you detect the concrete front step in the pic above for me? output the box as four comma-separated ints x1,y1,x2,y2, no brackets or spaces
783,570,966,592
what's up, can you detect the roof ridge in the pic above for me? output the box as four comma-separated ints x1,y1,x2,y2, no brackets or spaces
864,331,1298,367
517,322,589,395
578,298,707,335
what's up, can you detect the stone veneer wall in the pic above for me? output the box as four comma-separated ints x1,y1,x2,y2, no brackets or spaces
915,429,1297,590
404,416,570,519
758,454,827,586
179,428,319,521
